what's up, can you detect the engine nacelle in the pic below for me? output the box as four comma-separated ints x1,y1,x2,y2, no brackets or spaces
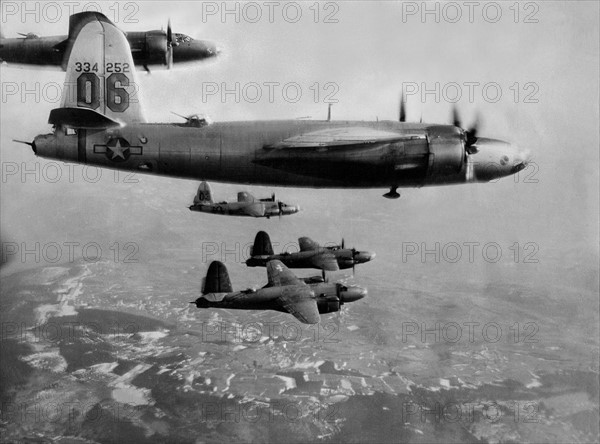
318,296,341,314
144,31,168,65
426,126,465,176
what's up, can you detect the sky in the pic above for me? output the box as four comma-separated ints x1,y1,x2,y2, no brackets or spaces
0,1,598,280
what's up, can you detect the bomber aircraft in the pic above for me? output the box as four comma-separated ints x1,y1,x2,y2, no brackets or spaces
191,260,367,324
0,14,219,71
20,13,532,199
246,231,375,272
189,182,300,218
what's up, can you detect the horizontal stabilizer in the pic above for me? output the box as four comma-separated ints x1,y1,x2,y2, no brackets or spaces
48,107,121,129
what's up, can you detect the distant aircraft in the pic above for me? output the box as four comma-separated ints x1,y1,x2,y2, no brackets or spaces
191,260,367,324
246,231,375,272
0,13,219,71
21,12,532,199
189,182,300,218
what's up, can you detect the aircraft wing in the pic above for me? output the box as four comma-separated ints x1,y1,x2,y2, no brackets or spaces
266,260,304,287
310,252,340,271
277,290,320,324
237,191,255,203
265,127,422,150
299,237,320,251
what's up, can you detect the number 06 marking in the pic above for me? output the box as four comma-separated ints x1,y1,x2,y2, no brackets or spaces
76,72,130,112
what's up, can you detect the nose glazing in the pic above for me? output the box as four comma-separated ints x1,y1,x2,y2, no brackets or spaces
511,145,532,173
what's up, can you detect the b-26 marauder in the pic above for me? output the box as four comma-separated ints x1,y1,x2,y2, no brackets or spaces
246,231,375,272
1,13,218,71
21,13,532,199
189,182,300,218
192,260,367,324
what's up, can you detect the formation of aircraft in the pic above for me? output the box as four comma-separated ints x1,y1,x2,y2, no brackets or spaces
18,12,532,200
9,11,536,325
0,14,219,71
246,231,375,272
191,260,367,324
189,182,300,218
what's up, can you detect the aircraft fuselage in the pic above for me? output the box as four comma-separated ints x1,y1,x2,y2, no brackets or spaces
195,281,365,315
246,248,374,269
0,32,217,68
33,120,529,189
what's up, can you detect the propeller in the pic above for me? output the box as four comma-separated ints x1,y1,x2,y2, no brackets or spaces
166,19,174,69
399,91,406,122
278,200,283,219
452,106,479,154
351,248,358,275
340,238,360,275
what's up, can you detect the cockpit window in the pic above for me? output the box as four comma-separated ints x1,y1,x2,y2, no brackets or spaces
174,33,193,43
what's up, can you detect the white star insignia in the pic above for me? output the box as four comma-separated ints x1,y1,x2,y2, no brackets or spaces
109,139,128,160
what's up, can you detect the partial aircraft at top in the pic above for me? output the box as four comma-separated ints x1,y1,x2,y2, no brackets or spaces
189,182,300,218
19,12,532,199
0,14,219,71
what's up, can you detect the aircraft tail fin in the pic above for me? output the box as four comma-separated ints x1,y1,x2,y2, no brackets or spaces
53,12,145,129
251,231,274,256
202,261,233,295
194,182,213,204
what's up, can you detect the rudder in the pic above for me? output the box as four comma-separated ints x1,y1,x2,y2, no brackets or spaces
195,182,213,204
251,231,274,256
202,261,233,294
58,12,146,126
